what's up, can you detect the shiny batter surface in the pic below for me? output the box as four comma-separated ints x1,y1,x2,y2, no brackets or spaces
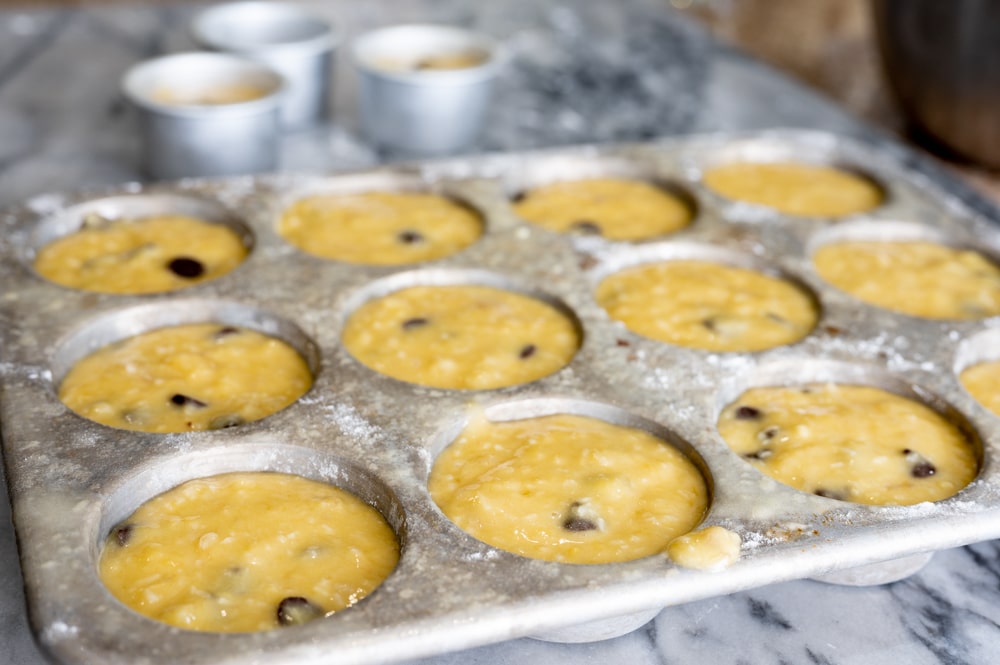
278,191,482,265
666,526,742,571
34,215,247,294
341,285,579,390
429,413,708,564
813,240,1000,319
717,383,978,506
512,177,693,241
960,360,1000,418
596,260,817,352
99,472,399,633
703,162,882,217
153,84,269,105
59,323,312,433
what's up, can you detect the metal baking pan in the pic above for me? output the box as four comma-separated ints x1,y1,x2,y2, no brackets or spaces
2,129,1000,665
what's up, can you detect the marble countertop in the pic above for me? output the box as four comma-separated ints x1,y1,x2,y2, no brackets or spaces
2,1,1000,664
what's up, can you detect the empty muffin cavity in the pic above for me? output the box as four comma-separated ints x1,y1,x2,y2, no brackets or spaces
340,269,581,390
428,398,711,564
715,359,981,506
97,446,403,633
53,300,318,433
28,193,253,294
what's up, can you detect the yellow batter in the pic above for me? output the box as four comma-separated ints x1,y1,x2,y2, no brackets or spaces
595,260,817,352
702,162,883,217
34,215,247,294
666,526,742,571
278,191,482,265
717,383,978,506
960,360,1000,418
153,84,269,105
813,240,1000,319
512,178,693,241
59,323,312,433
341,285,579,390
99,472,399,632
429,413,708,564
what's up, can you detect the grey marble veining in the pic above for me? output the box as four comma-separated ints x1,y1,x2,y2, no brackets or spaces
2,1,1000,664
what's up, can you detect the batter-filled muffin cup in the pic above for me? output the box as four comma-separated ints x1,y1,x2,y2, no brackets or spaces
278,190,483,265
341,280,580,390
429,409,709,564
717,381,979,505
56,309,314,433
595,257,818,352
99,471,400,632
511,177,694,241
956,328,1000,419
702,161,883,218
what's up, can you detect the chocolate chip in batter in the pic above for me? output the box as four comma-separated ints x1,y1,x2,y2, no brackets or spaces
743,449,772,461
397,229,425,245
113,523,133,546
570,220,603,235
519,344,537,359
167,257,205,279
401,317,429,331
734,405,763,421
700,317,717,332
813,488,847,501
276,597,324,626
757,425,780,443
903,449,937,478
214,326,240,340
562,501,600,532
209,413,245,430
510,191,527,204
170,393,207,408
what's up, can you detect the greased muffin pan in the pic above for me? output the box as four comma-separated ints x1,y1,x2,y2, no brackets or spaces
3,129,1000,665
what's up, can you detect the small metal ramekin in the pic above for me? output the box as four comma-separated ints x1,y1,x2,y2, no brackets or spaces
352,24,501,156
191,1,337,130
121,52,285,180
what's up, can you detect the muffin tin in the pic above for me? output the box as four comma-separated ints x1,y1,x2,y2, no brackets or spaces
2,129,1000,665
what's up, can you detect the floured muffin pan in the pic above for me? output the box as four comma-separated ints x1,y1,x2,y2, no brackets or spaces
3,129,1000,665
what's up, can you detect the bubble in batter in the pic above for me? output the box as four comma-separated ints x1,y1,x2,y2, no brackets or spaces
702,162,882,217
341,285,579,390
34,214,248,294
278,191,482,265
813,240,1000,319
960,360,1000,418
429,413,708,564
717,383,978,506
99,472,399,632
59,323,312,433
595,260,817,352
512,177,693,241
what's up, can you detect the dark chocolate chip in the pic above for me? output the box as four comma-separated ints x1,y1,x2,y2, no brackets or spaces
510,191,527,204
570,220,602,235
743,450,772,461
167,257,205,279
113,524,133,546
519,344,537,359
814,488,847,501
401,317,429,331
170,394,207,408
911,462,937,478
758,425,780,443
214,326,240,339
734,406,763,420
276,597,324,627
209,414,245,430
397,230,425,244
701,317,717,332
563,517,598,532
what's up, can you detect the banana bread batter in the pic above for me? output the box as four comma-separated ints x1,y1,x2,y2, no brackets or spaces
278,191,482,265
99,472,399,632
429,413,708,564
59,323,312,433
512,177,693,241
596,260,817,352
34,214,247,294
702,162,882,217
717,383,978,506
341,285,579,390
960,360,1000,418
813,240,1000,319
